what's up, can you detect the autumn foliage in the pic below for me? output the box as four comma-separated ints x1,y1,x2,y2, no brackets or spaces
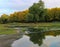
0,0,60,23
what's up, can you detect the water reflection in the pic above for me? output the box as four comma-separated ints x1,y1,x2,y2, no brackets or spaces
12,27,60,47
27,28,60,47
28,29,45,46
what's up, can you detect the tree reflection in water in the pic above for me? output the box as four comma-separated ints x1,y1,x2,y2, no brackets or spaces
27,28,45,46
27,27,60,46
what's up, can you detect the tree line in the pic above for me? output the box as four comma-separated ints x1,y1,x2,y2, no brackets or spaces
0,0,60,24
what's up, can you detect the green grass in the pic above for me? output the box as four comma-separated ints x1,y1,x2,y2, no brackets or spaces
0,24,17,35
0,29,17,35
0,22,60,35
6,22,60,27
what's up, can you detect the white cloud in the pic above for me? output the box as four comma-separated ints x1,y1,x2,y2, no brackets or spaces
0,0,60,15
0,0,39,15
43,0,60,8
0,0,39,10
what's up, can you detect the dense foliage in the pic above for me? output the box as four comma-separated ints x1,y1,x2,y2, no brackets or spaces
0,0,60,23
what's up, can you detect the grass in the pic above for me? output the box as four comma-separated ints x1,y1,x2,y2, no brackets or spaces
0,29,17,35
0,24,17,35
0,22,60,34
6,22,60,27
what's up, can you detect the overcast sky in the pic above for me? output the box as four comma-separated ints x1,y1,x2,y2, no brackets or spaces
0,0,60,15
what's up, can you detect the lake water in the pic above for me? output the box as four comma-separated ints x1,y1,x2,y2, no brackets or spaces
11,28,60,47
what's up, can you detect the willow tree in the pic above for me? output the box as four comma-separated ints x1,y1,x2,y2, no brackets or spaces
28,0,45,22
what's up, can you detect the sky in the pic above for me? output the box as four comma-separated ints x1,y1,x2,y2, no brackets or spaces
0,0,60,15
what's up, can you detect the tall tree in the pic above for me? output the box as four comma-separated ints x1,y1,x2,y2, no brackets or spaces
29,0,45,22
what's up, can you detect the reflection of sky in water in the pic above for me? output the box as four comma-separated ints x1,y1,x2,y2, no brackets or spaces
12,35,60,47
50,42,60,47
43,36,60,47
12,35,39,47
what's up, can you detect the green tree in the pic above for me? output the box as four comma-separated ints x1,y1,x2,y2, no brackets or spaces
26,13,34,22
29,0,45,22
45,8,60,22
0,14,8,23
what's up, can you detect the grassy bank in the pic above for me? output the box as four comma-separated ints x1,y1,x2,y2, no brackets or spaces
0,24,17,35
0,22,60,34
0,29,17,35
6,22,60,27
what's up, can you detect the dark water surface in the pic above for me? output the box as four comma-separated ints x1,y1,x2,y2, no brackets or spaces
11,28,60,47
